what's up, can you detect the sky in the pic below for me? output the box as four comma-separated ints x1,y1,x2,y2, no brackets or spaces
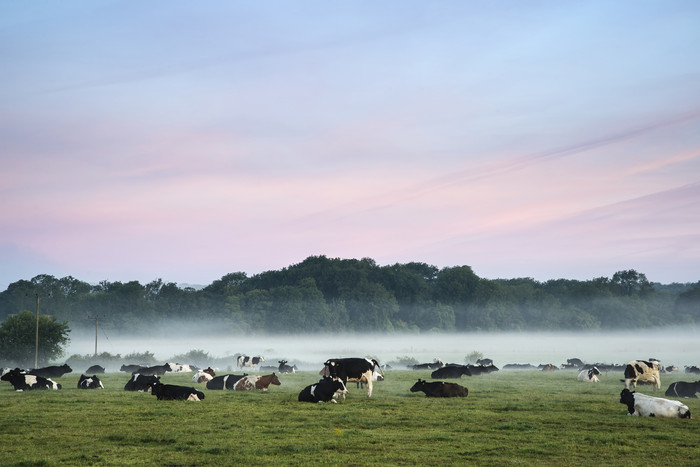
2,1,699,291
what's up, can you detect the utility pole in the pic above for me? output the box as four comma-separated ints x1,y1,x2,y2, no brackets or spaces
87,314,100,356
34,293,51,368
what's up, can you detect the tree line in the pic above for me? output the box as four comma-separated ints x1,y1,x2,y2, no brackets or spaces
1,255,699,334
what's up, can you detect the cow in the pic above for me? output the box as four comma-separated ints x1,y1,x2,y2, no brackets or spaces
578,366,601,383
85,365,105,374
299,377,348,403
28,364,72,379
467,364,499,375
665,381,700,398
410,379,468,397
411,359,444,370
206,373,248,390
237,356,264,369
254,373,281,390
322,358,384,398
278,360,296,374
120,364,142,373
662,365,678,373
619,389,691,418
539,364,558,371
193,367,216,383
124,373,160,391
149,381,205,401
685,365,700,375
167,363,196,373
431,365,472,379
78,374,104,389
624,360,661,390
1,368,61,390
476,358,494,366
503,363,537,370
132,363,171,376
234,375,259,391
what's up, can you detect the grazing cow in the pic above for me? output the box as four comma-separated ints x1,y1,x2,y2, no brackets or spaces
322,358,384,398
193,367,216,383
120,364,142,373
85,365,105,374
234,375,259,391
254,373,281,390
299,377,348,403
149,382,205,401
124,373,160,391
410,379,468,397
619,389,691,418
237,355,264,369
624,360,661,390
431,365,472,379
1,368,61,390
685,365,700,375
132,363,171,376
278,360,296,374
28,364,72,379
167,363,196,373
206,373,248,390
665,381,700,398
78,374,104,389
411,359,444,370
578,367,601,383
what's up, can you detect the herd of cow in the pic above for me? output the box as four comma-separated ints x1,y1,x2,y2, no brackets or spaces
2,356,699,417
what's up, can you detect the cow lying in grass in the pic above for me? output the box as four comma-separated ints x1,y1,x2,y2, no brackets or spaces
298,377,348,403
665,381,700,398
1,368,61,390
577,367,601,383
410,379,468,397
149,382,205,401
619,389,691,418
78,374,104,389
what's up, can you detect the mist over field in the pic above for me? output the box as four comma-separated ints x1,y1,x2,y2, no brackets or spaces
66,326,700,370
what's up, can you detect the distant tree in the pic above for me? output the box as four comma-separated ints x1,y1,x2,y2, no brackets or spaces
611,270,653,297
0,310,70,367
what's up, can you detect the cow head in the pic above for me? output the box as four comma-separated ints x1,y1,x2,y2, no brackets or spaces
410,379,426,393
619,389,636,414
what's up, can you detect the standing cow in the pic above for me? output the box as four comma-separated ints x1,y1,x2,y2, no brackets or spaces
237,356,264,369
624,360,661,390
321,358,384,398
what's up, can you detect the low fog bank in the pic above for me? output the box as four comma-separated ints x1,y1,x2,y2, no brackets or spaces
65,327,700,370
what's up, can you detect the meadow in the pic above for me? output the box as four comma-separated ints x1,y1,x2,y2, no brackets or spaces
1,368,698,466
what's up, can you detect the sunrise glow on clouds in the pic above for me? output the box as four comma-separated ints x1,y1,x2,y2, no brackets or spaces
1,1,699,290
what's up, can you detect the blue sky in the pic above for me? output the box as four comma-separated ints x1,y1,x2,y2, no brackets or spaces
1,1,699,290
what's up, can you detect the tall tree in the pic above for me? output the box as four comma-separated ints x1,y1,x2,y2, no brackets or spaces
0,311,70,367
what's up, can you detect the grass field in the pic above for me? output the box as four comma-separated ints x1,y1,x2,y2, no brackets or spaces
1,368,698,466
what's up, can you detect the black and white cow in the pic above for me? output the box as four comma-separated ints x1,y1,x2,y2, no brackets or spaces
665,381,700,398
619,389,691,418
85,365,105,374
1,368,61,390
167,363,197,373
410,379,468,397
149,382,205,401
278,360,296,374
322,358,384,398
624,360,661,390
28,364,72,379
431,365,472,379
132,363,172,376
685,366,700,375
124,373,160,391
78,374,104,389
298,377,348,403
237,356,264,369
206,373,248,390
578,366,601,383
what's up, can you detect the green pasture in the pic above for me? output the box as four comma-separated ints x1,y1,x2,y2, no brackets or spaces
1,369,698,466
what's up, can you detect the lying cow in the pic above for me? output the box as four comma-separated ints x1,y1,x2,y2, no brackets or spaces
578,367,601,383
120,364,142,373
132,363,171,376
149,382,205,401
85,365,105,374
322,358,384,398
665,381,700,398
167,363,196,373
124,374,160,391
193,367,216,383
410,379,468,397
298,377,348,403
78,374,104,389
411,359,444,370
278,360,296,374
619,389,691,418
1,368,61,390
206,373,248,390
685,366,700,375
624,360,661,390
28,364,72,379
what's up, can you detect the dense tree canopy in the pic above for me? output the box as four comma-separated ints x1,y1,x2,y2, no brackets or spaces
0,257,698,335
0,310,70,367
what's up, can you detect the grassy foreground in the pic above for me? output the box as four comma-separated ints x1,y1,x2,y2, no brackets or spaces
1,369,698,466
